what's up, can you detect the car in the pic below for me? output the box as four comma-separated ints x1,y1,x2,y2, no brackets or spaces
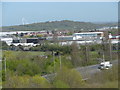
98,61,112,70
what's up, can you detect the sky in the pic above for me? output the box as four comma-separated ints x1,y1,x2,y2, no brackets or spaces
2,2,118,26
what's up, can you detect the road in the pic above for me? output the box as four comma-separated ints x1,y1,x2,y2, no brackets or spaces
43,60,118,82
76,60,118,79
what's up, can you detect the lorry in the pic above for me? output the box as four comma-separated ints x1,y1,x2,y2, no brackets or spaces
98,61,112,70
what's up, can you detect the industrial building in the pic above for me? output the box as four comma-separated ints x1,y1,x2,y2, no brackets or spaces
73,32,104,40
1,31,119,46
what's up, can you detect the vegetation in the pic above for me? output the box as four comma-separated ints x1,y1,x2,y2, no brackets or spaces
53,66,85,88
0,41,10,50
1,41,118,88
85,65,118,88
2,20,117,31
2,50,118,88
3,74,52,88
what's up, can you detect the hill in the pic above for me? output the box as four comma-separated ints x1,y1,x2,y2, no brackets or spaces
2,20,117,31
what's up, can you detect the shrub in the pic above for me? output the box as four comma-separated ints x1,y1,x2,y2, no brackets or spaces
3,75,51,88
53,66,85,88
6,59,41,76
53,80,70,88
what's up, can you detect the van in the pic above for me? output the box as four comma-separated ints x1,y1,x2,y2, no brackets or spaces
98,61,112,70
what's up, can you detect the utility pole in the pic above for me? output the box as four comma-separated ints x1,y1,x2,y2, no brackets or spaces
52,51,55,73
109,39,112,61
4,57,6,74
59,53,61,70
109,34,112,62
4,57,7,81
102,37,105,62
102,52,105,62
84,37,89,64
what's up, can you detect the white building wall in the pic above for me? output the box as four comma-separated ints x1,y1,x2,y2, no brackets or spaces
0,38,13,45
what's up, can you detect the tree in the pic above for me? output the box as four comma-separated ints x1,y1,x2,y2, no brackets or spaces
3,75,51,88
30,75,51,88
0,41,9,50
53,66,84,88
6,59,41,76
70,42,81,67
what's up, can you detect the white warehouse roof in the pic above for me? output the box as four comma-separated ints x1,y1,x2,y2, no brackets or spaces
73,32,103,35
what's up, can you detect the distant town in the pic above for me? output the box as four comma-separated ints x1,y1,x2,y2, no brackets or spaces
0,25,119,48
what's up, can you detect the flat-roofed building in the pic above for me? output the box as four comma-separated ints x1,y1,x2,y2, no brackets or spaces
46,36,73,41
73,32,104,40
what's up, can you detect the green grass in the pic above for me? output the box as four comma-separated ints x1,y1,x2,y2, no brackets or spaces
3,50,45,58
4,50,45,55
23,51,45,55
84,81,118,88
101,80,118,88
0,82,2,89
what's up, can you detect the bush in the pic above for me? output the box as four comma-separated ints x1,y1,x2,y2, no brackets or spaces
30,75,51,88
6,59,41,76
53,66,85,88
30,44,72,54
3,75,51,88
53,80,70,88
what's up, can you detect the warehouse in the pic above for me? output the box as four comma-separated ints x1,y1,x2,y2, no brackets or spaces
73,32,104,40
